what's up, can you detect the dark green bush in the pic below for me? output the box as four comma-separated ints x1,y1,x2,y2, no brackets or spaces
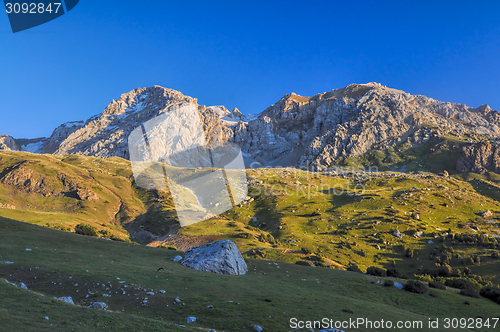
75,223,98,237
404,280,428,294
239,233,254,239
366,266,387,277
157,244,178,250
301,247,312,255
295,260,312,266
460,289,480,298
444,278,481,291
406,248,414,258
428,281,446,290
480,286,500,304
384,280,395,287
386,268,403,278
346,262,362,273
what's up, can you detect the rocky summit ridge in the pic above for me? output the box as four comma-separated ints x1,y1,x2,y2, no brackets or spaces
3,83,500,172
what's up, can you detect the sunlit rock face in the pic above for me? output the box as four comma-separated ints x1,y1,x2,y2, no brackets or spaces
4,83,500,172
0,135,19,151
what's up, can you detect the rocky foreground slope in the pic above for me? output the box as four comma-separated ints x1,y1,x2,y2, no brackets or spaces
4,83,500,172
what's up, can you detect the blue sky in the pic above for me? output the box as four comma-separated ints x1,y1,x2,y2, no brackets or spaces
1,1,500,138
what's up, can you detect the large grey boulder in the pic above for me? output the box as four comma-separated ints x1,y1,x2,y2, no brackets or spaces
181,240,248,275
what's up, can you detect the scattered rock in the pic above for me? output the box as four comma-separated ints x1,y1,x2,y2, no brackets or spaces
392,230,404,239
3,261,14,264
16,282,27,290
56,297,74,305
89,302,108,309
413,231,423,238
159,290,166,294
428,240,433,244
187,317,196,323
253,325,263,332
146,291,154,295
181,240,248,275
477,210,493,218
172,255,183,262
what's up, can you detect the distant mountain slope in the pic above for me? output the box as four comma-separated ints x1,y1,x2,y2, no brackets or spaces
234,83,500,168
2,83,499,171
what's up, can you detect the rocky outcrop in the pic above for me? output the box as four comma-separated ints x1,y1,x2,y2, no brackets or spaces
0,135,20,151
234,83,500,169
42,121,84,154
456,141,500,174
181,240,248,275
0,161,98,200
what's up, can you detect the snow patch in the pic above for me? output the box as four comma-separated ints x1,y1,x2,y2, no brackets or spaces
21,141,44,153
62,121,83,128
244,113,260,122
207,106,229,117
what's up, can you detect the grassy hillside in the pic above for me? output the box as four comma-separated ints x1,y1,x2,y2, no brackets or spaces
1,147,500,289
1,216,499,332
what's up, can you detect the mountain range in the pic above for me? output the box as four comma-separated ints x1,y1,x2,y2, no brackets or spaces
2,82,500,173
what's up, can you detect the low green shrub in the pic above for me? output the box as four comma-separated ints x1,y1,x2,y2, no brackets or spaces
157,244,178,250
75,223,98,237
460,289,480,298
404,280,428,294
239,233,254,239
295,260,312,266
384,280,394,287
428,281,446,290
366,266,387,277
480,286,500,304
301,247,312,255
346,262,362,273
386,268,403,278
444,278,481,291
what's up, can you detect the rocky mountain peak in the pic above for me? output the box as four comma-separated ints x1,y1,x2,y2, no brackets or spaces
2,83,500,173
0,135,20,151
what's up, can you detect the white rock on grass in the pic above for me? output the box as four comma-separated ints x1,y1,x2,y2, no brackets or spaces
88,302,108,309
172,255,183,262
187,317,196,323
56,297,74,304
253,325,263,331
16,282,28,289
181,240,248,275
